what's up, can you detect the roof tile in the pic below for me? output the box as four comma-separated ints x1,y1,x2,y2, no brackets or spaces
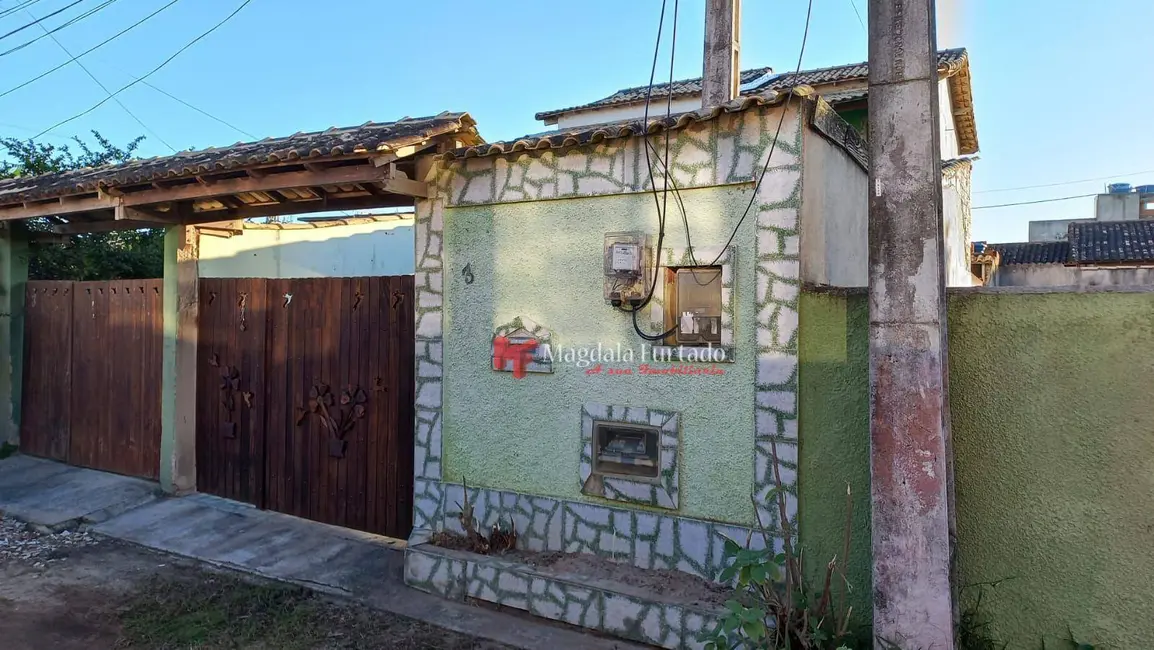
535,48,967,120
1069,220,1154,264
0,112,477,205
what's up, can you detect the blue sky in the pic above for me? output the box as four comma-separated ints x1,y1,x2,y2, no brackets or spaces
1,0,1151,243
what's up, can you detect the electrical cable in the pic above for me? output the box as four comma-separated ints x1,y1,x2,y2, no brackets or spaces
31,0,252,139
135,79,257,140
0,0,45,20
29,6,175,152
976,171,1154,194
0,0,181,100
847,0,866,31
973,193,1096,210
706,0,814,267
1,0,117,58
0,0,83,42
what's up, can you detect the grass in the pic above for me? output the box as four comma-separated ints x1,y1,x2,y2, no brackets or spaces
0,442,17,460
117,572,507,649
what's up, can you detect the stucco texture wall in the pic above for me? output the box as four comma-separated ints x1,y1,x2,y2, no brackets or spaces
797,292,872,616
441,186,760,526
950,292,1154,648
198,219,413,278
798,290,1154,647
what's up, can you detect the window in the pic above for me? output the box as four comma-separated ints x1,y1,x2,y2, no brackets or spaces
662,266,723,346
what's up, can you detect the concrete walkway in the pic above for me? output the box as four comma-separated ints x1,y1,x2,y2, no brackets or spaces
0,454,159,530
0,455,636,650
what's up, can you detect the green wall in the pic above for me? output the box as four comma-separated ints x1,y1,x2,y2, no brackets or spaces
798,290,1154,648
442,186,760,525
797,292,872,616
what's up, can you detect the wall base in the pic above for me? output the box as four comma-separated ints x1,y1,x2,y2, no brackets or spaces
405,542,723,649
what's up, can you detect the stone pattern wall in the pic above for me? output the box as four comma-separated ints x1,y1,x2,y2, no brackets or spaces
406,543,724,649
414,481,781,583
412,195,445,530
411,102,803,579
579,402,680,509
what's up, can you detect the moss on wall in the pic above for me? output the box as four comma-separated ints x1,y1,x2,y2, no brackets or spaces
798,290,1154,647
442,186,761,525
797,292,872,616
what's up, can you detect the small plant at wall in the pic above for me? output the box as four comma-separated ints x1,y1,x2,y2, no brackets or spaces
429,477,518,555
703,484,868,649
957,581,1009,650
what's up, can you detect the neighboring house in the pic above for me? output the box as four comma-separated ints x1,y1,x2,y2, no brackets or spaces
983,221,1154,287
536,48,980,287
535,47,978,160
1028,186,1154,242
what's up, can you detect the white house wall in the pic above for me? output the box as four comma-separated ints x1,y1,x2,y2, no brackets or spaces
198,219,415,278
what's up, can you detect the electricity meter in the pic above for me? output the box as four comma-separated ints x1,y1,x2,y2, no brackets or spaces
603,231,651,304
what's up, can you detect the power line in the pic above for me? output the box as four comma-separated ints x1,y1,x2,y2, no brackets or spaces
135,79,257,140
973,193,1096,210
30,6,175,152
710,0,814,266
32,0,253,139
0,0,83,42
976,170,1154,194
847,0,866,31
1,0,118,58
0,0,46,20
0,0,180,100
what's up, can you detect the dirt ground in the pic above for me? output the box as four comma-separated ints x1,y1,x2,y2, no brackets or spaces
430,530,729,611
0,516,510,649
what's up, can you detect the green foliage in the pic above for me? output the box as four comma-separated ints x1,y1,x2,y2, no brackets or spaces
0,131,144,177
0,441,16,460
703,485,869,650
0,132,163,281
26,226,165,281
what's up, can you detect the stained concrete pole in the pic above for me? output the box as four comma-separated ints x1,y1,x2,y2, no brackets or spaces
867,0,956,647
702,0,740,107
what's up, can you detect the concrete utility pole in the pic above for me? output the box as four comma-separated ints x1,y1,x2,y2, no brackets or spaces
867,0,956,647
702,0,740,107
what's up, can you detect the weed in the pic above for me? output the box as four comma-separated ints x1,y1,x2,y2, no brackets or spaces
0,442,16,460
703,481,869,649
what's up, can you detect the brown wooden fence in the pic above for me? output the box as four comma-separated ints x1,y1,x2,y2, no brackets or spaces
196,276,415,538
21,280,163,480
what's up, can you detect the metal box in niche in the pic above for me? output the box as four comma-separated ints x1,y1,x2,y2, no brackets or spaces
592,421,660,479
673,267,722,345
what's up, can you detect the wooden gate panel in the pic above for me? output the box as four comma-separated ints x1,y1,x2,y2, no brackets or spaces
66,280,162,479
20,282,74,461
196,278,267,505
197,275,414,538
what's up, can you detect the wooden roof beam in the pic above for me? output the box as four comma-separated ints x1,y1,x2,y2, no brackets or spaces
117,164,407,207
0,194,118,220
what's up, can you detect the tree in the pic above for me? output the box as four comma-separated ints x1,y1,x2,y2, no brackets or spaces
0,132,165,281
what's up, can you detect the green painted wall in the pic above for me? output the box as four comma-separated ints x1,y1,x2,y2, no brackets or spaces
0,225,28,445
442,186,761,526
835,108,868,139
798,290,1154,648
797,292,872,616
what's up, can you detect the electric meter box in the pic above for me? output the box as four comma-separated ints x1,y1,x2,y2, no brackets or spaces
603,231,651,304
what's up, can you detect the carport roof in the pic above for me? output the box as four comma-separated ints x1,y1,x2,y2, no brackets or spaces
0,112,481,231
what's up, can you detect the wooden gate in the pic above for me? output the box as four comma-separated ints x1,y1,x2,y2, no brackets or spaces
196,276,415,538
20,280,163,479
